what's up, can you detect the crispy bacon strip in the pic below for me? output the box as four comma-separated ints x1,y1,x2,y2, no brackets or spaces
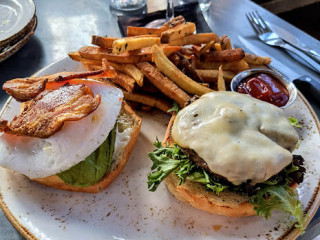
0,84,101,138
3,70,103,102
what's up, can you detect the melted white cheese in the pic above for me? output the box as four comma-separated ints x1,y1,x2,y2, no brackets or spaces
171,92,299,185
0,80,123,179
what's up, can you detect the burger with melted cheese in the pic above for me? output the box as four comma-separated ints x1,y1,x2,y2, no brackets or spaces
148,91,305,229
0,73,141,193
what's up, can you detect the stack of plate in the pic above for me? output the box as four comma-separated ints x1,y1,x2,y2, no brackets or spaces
0,0,36,63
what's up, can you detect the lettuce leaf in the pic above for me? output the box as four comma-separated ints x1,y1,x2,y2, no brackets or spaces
148,140,189,191
57,124,117,187
147,140,228,195
289,117,302,128
167,102,180,114
185,170,228,195
250,185,306,231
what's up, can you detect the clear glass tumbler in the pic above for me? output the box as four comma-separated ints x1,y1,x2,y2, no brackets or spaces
110,0,147,11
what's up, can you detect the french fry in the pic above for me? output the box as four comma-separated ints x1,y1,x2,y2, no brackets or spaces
126,101,141,110
112,72,135,92
179,47,194,57
68,51,82,61
220,35,232,50
169,53,203,82
199,83,210,88
196,59,249,72
199,40,215,55
112,36,161,54
137,62,190,108
81,60,117,78
190,55,197,69
92,35,117,48
135,80,159,93
82,62,102,71
101,58,110,71
152,45,212,96
68,51,103,67
162,15,186,29
109,62,144,86
78,46,181,64
244,53,271,65
141,105,153,111
161,22,196,43
199,48,245,62
126,16,186,37
191,45,202,58
217,65,226,91
123,92,171,112
167,33,219,46
127,27,164,37
195,69,235,82
214,43,222,51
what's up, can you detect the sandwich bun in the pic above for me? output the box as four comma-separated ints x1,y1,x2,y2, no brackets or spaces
163,114,297,217
34,102,141,193
0,79,141,193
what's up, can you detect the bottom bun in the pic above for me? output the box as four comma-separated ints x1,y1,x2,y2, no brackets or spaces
165,173,255,217
33,102,141,193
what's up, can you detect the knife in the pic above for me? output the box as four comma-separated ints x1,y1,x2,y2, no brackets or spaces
266,21,320,64
238,36,320,104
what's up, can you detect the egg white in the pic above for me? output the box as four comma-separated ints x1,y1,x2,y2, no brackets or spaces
0,80,123,179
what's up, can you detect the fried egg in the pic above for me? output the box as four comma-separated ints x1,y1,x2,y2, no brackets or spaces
0,79,123,179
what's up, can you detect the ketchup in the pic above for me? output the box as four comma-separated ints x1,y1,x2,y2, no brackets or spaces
236,73,289,107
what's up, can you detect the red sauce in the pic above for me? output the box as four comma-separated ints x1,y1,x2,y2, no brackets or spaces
236,73,289,107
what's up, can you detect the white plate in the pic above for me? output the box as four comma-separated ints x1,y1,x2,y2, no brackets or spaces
0,0,35,45
0,57,320,240
0,15,37,63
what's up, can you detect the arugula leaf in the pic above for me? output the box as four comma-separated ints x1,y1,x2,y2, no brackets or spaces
250,185,306,231
167,102,180,114
175,159,195,184
289,117,302,128
285,162,300,175
147,140,228,195
186,170,228,195
147,140,188,191
296,139,302,149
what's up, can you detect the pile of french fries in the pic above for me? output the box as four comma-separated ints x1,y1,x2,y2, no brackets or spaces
68,16,271,113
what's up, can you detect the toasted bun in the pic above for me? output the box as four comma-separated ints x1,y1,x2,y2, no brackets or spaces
33,102,141,193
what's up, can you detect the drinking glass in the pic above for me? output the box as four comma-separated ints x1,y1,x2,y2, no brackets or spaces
110,0,147,11
198,0,211,11
145,0,174,28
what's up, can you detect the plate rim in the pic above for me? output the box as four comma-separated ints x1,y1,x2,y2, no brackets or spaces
0,15,37,63
0,57,319,240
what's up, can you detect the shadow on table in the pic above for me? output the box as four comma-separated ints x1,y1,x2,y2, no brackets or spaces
0,36,44,105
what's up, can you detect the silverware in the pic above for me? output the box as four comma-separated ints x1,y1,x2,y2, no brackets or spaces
238,36,320,104
266,21,320,64
246,11,320,74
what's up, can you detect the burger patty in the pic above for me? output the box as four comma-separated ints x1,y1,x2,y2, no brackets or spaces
181,148,214,176
181,147,306,195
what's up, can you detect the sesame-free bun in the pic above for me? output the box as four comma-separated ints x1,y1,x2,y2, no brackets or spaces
33,102,141,193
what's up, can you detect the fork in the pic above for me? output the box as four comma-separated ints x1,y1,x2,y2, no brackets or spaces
246,11,320,74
